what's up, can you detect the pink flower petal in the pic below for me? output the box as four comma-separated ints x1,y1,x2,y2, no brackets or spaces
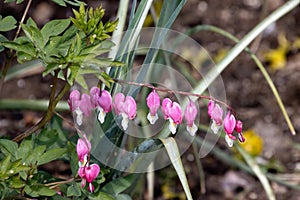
85,164,100,183
146,90,160,116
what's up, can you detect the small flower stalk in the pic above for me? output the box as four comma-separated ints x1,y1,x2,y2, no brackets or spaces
113,93,137,130
76,134,100,193
162,98,182,134
146,90,160,124
184,100,198,136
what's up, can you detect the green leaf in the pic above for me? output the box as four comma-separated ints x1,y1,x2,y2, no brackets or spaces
24,185,56,197
0,34,8,52
21,24,44,50
74,72,88,89
41,19,71,43
67,182,81,197
160,137,193,200
2,40,36,57
38,148,67,165
67,65,79,86
16,139,31,160
0,139,18,158
89,192,115,200
63,0,83,6
51,0,66,6
116,194,132,200
101,174,136,195
9,175,26,189
0,16,17,32
0,154,12,175
25,145,46,165
67,142,78,176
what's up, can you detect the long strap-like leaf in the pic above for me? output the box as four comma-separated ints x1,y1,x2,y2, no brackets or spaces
160,137,193,200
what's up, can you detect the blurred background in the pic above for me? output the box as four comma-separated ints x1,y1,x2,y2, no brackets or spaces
1,0,300,199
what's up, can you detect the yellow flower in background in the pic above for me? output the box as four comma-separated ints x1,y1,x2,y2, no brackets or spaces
239,129,263,157
161,183,185,200
263,33,290,71
143,0,163,27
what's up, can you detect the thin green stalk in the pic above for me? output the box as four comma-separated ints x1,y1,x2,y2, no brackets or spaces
190,0,299,134
192,141,206,194
186,24,296,135
237,145,275,200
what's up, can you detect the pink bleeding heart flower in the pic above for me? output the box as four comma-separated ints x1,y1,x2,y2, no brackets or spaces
223,112,237,147
146,90,160,124
113,93,137,130
76,134,91,166
162,98,182,134
184,100,198,136
162,98,172,119
235,120,245,143
85,163,100,193
68,90,81,112
78,166,86,188
207,100,223,134
68,90,92,126
90,87,112,124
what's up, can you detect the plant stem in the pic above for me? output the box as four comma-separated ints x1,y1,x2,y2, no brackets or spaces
12,78,70,142
112,78,235,113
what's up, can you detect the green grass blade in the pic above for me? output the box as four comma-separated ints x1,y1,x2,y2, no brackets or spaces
236,145,275,200
160,137,193,200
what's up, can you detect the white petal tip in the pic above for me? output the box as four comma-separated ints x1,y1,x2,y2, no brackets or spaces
187,123,198,136
211,120,220,134
97,110,106,124
169,120,177,134
147,113,158,125
225,134,233,147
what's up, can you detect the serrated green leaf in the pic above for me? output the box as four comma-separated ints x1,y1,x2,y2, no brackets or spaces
51,0,66,6
67,65,79,85
0,16,17,32
16,139,31,160
9,175,26,189
21,23,44,50
101,174,136,195
74,72,88,89
16,51,35,63
26,18,38,28
38,148,67,165
0,139,18,158
41,19,70,43
25,145,46,165
25,185,56,197
0,154,11,175
67,182,81,197
1,41,36,56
